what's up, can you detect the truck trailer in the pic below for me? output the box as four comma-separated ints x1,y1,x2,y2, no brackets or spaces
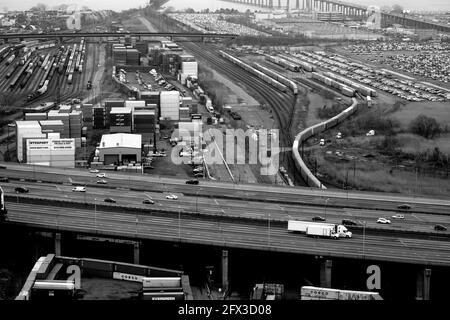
287,220,352,239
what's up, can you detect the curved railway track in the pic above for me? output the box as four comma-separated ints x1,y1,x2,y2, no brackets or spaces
181,42,304,185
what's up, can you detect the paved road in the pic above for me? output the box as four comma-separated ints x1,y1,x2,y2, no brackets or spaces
1,163,450,216
2,181,449,236
6,202,450,267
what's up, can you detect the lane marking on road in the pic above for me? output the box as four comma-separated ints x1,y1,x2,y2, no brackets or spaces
412,214,423,221
214,199,219,205
400,240,407,247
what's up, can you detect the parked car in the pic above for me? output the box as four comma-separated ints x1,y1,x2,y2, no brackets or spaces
96,173,107,178
96,180,107,184
166,195,178,200
72,187,86,192
186,180,199,185
143,199,155,205
434,225,447,231
15,187,29,193
336,132,342,139
392,214,405,219
397,204,411,210
377,218,391,224
312,216,326,222
104,198,116,203
342,219,358,226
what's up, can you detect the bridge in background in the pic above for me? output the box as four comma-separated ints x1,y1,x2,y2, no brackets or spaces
223,0,450,32
1,32,239,42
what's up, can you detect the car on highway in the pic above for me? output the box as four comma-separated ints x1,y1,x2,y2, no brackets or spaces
96,173,107,178
72,187,86,192
166,195,178,200
377,218,391,224
89,169,99,173
96,180,107,185
392,214,405,219
434,225,447,231
397,204,411,210
312,216,326,222
143,199,155,205
104,198,116,203
15,187,29,193
342,219,358,226
319,138,325,146
0,177,9,182
193,173,204,178
186,180,199,185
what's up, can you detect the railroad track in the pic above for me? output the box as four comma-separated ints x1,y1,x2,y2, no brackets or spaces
180,42,304,184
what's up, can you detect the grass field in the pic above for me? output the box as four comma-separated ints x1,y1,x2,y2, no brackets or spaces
313,152,450,197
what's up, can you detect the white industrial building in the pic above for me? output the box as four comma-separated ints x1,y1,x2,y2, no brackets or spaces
98,133,142,165
26,138,75,168
160,91,180,121
15,121,46,163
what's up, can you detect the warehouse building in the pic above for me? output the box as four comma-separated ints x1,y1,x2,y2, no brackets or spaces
26,138,75,168
15,121,46,163
98,133,142,165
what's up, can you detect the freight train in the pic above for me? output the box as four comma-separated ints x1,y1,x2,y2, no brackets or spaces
292,98,359,189
311,72,356,97
219,50,288,93
252,62,298,94
277,54,316,72
324,72,377,97
265,54,299,72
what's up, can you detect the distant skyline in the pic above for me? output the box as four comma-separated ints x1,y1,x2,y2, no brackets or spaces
1,0,450,13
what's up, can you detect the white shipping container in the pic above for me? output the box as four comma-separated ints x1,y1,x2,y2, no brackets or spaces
181,62,198,78
160,91,180,120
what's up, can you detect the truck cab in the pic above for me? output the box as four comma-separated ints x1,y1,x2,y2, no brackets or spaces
336,225,352,238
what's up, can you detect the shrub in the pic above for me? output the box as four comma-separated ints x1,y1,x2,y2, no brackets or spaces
409,114,441,139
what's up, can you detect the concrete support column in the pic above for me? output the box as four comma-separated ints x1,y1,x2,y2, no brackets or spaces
286,0,290,11
54,232,62,256
416,268,432,300
222,249,229,291
133,242,140,264
320,259,332,288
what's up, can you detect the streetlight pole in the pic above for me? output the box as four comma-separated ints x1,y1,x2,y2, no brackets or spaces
196,191,198,213
178,209,181,239
359,220,366,258
94,198,97,231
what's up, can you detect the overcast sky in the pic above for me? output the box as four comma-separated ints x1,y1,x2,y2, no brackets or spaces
1,0,449,12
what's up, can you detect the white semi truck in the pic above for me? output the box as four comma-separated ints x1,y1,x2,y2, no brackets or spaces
287,220,352,239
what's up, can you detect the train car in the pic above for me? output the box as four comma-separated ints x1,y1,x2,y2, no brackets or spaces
219,50,289,94
5,54,15,65
20,71,33,88
0,186,7,218
5,62,20,79
253,62,298,94
9,59,31,88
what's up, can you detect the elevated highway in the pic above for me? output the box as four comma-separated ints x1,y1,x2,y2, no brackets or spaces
5,202,450,267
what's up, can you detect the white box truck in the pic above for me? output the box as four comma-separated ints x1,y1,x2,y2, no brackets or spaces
288,220,352,239
306,225,339,239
